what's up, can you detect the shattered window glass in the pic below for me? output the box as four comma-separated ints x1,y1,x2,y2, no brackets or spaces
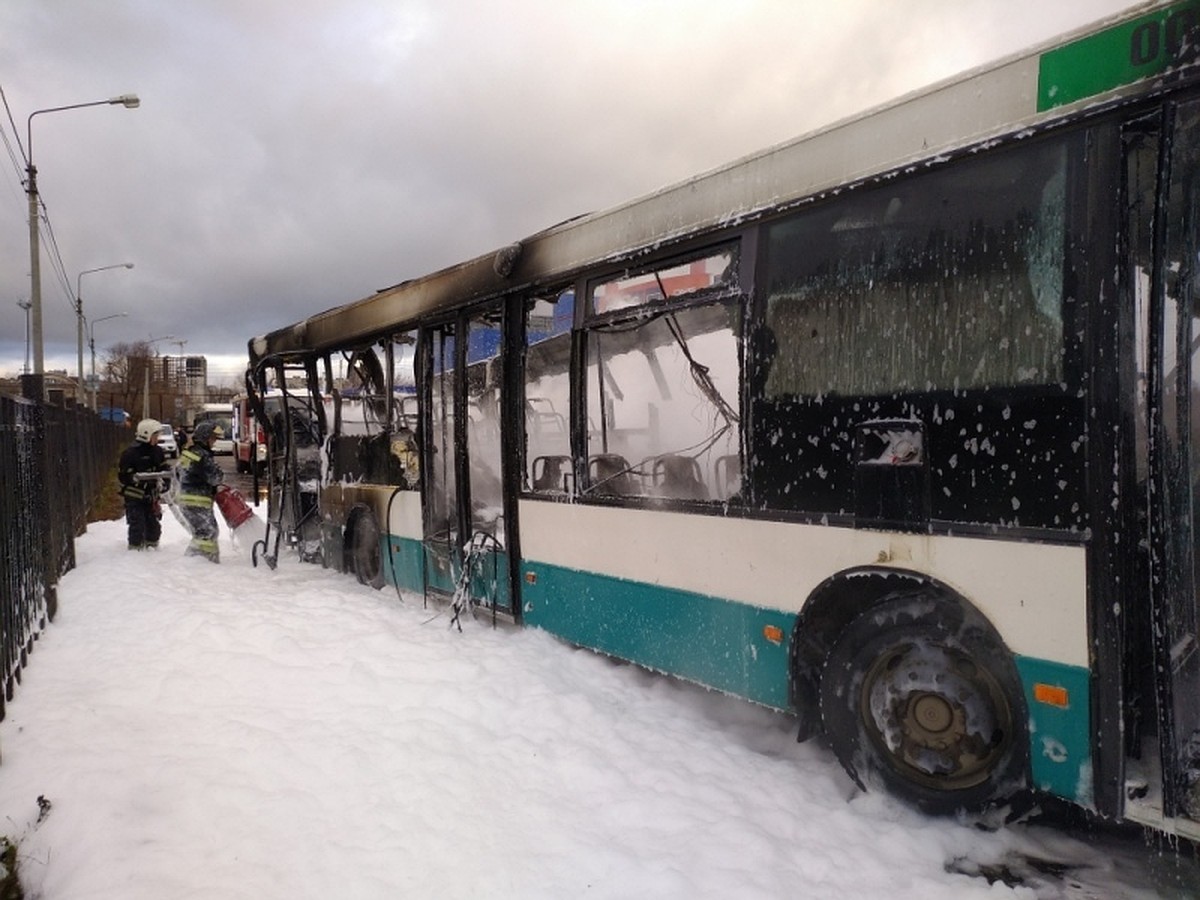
388,330,420,488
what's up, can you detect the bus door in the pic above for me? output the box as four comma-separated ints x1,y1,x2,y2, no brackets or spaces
421,307,514,614
423,323,461,596
1129,99,1200,824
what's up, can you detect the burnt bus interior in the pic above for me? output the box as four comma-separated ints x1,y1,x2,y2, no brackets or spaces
248,72,1200,826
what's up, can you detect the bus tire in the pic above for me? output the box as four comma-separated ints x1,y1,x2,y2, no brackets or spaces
351,510,385,590
819,591,1026,815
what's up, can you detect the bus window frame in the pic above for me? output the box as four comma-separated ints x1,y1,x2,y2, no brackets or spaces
578,244,748,504
742,123,1094,532
583,241,743,326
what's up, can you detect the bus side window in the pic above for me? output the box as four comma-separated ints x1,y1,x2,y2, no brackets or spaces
753,133,1081,528
524,290,574,495
389,330,421,488
583,298,741,504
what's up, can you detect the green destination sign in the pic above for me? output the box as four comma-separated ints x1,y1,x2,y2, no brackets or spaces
1038,0,1200,111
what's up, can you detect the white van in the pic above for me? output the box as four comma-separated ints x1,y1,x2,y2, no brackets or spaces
193,403,234,455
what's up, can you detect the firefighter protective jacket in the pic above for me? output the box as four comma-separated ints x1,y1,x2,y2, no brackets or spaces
118,441,168,502
178,442,224,501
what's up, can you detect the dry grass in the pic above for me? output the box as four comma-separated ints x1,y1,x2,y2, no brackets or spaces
88,463,126,523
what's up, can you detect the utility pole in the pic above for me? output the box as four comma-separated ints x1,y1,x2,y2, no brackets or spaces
17,299,32,374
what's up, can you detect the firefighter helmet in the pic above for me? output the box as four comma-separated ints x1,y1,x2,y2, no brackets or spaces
136,419,162,443
192,421,223,444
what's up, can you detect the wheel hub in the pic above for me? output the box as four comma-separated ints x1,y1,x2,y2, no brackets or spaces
909,693,956,737
862,640,1010,790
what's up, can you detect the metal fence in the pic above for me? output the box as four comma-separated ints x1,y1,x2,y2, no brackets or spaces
0,379,125,720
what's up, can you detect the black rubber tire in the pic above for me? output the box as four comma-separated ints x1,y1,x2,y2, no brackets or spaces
820,592,1027,814
351,511,385,590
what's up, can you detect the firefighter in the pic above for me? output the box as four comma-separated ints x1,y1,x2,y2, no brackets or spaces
178,420,225,562
118,418,168,550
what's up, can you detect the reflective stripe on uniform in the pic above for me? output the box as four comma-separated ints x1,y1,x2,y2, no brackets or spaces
187,535,220,561
176,492,213,508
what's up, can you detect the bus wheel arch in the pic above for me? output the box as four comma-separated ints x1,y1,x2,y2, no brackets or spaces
791,569,1029,814
789,568,932,735
346,505,385,590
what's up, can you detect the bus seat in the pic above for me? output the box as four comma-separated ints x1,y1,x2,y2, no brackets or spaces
531,455,572,492
653,454,707,500
526,397,567,437
588,453,636,496
714,454,741,501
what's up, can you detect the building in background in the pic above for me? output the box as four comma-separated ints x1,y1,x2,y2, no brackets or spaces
0,354,238,426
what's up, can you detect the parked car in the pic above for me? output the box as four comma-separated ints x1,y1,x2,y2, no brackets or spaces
158,424,179,458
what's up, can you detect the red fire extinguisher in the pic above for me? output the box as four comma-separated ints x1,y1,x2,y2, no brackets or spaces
214,485,254,529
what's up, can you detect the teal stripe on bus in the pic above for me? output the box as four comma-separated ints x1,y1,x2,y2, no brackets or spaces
520,559,794,710
384,535,514,612
1014,655,1092,806
384,535,425,592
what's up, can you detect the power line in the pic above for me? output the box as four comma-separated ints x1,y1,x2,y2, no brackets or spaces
0,82,28,166
39,202,77,315
0,82,92,325
0,82,31,228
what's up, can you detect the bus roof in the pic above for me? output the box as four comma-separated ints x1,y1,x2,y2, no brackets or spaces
249,1,1194,367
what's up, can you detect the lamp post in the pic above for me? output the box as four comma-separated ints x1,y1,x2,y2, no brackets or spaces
76,263,133,404
88,312,127,411
25,93,139,392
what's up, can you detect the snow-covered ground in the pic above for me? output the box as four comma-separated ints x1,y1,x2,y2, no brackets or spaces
0,511,1195,899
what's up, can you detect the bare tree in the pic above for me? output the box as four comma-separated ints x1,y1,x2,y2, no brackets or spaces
101,341,152,413
102,343,181,417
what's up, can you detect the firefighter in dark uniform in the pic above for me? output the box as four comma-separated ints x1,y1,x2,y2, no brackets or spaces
178,420,225,562
118,418,168,550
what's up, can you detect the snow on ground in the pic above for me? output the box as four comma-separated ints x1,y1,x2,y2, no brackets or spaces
0,512,1193,898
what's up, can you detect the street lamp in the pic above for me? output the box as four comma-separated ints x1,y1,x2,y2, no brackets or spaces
88,312,127,411
76,263,133,404
25,93,139,391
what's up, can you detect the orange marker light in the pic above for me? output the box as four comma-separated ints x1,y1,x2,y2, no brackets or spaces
1033,683,1069,708
762,624,784,645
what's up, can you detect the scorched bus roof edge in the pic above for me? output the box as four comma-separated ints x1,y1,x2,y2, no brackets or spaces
249,0,1192,368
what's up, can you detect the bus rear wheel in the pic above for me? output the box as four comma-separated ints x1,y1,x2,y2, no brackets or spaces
819,593,1026,815
350,510,385,590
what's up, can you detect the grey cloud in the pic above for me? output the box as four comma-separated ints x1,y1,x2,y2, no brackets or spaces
0,0,1134,383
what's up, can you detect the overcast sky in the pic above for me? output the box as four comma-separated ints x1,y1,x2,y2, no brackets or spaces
1,0,1140,384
